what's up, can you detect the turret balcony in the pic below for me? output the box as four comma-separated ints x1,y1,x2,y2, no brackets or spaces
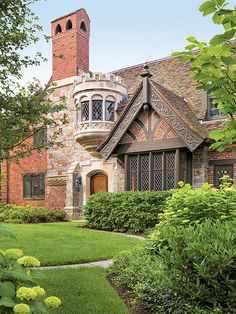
75,121,114,157
73,72,128,157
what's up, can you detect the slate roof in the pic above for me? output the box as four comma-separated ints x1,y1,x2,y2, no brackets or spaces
150,80,208,139
113,56,206,120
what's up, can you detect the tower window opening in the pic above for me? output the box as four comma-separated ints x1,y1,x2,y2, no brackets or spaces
80,21,87,32
66,20,73,30
55,24,62,34
92,100,103,121
105,101,115,121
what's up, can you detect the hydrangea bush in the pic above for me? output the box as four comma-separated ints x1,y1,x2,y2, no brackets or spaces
0,226,62,313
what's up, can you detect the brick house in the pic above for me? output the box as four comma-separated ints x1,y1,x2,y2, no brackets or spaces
2,8,235,219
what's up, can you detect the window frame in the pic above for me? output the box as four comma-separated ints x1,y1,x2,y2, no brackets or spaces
214,164,234,188
23,173,45,199
80,101,90,121
91,99,103,121
126,151,177,191
105,100,115,122
207,95,221,120
33,127,47,147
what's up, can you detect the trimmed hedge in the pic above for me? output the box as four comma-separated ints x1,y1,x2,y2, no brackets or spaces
84,191,171,233
0,204,67,223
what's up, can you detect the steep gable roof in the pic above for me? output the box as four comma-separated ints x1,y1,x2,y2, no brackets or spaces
98,68,207,159
112,56,206,120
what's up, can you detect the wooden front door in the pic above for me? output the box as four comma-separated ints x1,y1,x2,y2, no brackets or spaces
91,173,108,195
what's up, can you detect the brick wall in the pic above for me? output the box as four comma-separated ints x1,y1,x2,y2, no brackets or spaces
1,136,67,210
208,146,236,185
52,9,90,81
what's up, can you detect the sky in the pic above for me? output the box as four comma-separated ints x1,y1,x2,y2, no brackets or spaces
20,0,224,85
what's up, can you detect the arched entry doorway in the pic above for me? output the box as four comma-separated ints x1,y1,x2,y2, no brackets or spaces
90,173,108,195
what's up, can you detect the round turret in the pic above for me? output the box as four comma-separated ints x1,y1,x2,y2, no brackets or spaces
73,72,128,157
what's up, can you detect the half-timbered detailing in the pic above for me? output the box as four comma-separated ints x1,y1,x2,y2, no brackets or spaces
98,75,206,159
119,108,178,145
150,84,205,152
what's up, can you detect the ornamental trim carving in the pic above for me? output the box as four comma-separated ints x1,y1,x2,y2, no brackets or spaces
100,92,143,159
100,85,204,159
150,87,203,151
48,176,67,186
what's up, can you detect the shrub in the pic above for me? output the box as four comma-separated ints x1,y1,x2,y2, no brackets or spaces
158,182,236,228
0,225,61,313
109,248,203,313
110,219,236,313
84,191,171,233
0,205,67,223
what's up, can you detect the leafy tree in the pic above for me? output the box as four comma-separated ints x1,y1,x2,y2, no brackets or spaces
0,0,66,161
173,0,236,152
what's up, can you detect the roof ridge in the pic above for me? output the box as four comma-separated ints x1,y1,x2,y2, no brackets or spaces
111,55,179,74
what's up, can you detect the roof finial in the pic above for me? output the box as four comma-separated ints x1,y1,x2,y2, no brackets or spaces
140,62,152,78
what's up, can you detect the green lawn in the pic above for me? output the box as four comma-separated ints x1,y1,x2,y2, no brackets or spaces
0,222,141,265
38,267,129,314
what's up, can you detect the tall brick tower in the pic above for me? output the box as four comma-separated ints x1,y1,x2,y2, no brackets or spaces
51,9,90,81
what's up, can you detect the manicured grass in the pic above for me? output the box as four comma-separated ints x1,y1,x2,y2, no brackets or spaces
0,222,141,265
38,267,129,314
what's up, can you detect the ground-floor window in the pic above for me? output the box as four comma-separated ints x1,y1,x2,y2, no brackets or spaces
126,151,173,191
125,149,192,192
23,173,45,198
214,164,233,188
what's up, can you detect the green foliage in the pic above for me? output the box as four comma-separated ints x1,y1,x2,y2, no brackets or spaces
0,226,61,313
0,0,67,161
0,205,67,223
148,220,236,312
84,191,171,233
156,182,236,229
109,248,206,313
108,248,160,289
0,248,61,313
173,0,236,152
39,268,129,314
110,220,236,313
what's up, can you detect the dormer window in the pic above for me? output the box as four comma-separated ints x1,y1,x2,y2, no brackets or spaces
208,95,221,119
55,24,62,35
66,20,73,30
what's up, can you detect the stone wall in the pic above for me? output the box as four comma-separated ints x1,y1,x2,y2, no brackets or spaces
192,146,208,188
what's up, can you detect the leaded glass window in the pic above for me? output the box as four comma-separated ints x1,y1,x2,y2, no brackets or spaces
34,127,47,147
105,101,115,121
128,155,138,191
92,100,103,121
214,164,233,188
23,174,45,198
81,101,89,121
166,152,176,189
126,151,176,191
153,153,163,191
140,154,149,191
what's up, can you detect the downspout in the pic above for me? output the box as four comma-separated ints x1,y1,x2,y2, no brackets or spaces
6,159,10,204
